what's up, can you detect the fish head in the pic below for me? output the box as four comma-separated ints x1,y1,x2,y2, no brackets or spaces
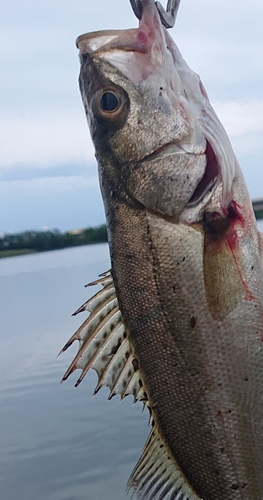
77,0,237,222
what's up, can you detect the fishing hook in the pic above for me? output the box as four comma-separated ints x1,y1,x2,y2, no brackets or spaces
156,0,181,28
130,0,142,20
129,0,181,29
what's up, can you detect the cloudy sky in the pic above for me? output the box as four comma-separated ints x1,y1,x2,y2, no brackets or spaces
1,0,263,234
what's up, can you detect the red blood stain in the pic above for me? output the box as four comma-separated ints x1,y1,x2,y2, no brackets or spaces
221,201,244,252
225,202,255,301
228,200,244,226
225,226,238,252
204,200,256,303
137,31,148,45
227,200,245,227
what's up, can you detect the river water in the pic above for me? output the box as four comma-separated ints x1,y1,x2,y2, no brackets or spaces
2,223,263,500
0,244,148,500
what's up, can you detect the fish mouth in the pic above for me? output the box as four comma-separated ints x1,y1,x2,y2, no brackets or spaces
187,141,219,207
142,141,190,161
76,29,148,55
76,27,161,85
77,1,169,85
76,1,163,57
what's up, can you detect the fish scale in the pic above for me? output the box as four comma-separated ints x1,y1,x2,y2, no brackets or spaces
108,205,244,498
60,0,263,498
144,214,263,497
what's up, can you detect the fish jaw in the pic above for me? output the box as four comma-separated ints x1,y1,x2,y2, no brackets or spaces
77,0,171,84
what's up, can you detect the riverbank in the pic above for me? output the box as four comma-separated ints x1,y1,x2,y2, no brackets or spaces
0,249,37,259
0,225,107,259
1,204,263,259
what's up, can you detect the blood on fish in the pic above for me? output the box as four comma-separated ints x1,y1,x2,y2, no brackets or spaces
203,201,255,319
203,210,231,239
227,200,244,225
225,201,245,252
137,31,148,44
203,200,246,256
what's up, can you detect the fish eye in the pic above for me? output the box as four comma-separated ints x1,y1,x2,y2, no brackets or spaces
92,86,126,122
100,91,119,112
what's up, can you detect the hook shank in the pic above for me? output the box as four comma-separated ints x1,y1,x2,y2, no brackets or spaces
129,0,181,29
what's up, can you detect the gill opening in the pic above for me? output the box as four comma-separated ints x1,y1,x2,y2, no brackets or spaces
187,141,219,208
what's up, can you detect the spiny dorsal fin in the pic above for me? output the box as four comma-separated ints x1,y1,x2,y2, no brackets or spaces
127,423,201,500
59,271,148,403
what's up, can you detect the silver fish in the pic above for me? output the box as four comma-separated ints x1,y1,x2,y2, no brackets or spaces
61,1,263,498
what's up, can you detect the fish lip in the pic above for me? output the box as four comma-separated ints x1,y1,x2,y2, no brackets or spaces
77,30,122,55
186,141,219,208
77,1,164,55
76,29,147,55
76,31,103,48
142,141,202,162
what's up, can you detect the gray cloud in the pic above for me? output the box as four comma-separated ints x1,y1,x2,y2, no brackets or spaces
1,0,263,232
0,175,105,234
0,162,94,182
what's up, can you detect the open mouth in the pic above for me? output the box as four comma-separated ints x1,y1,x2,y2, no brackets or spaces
76,28,149,56
187,141,219,208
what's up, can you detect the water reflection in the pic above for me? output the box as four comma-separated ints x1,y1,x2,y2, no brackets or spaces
0,244,148,500
2,223,263,500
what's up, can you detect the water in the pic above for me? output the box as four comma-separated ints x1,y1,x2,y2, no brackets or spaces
0,244,148,500
2,224,263,500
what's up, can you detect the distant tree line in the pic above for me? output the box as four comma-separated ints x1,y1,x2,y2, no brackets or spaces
255,209,263,220
0,225,108,253
1,202,263,255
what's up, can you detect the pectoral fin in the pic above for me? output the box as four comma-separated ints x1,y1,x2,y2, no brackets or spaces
203,235,246,321
59,271,147,403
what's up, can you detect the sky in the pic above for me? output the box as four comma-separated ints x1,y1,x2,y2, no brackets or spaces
1,0,263,234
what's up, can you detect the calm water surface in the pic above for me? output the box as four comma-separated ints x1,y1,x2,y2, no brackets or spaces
2,223,263,500
0,244,148,500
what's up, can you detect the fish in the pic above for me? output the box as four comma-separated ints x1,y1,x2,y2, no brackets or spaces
60,0,263,498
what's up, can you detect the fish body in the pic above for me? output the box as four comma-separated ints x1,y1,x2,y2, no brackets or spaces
62,1,263,498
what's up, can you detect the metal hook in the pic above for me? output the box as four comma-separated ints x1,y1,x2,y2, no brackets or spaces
156,0,181,28
130,0,142,20
129,0,181,29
